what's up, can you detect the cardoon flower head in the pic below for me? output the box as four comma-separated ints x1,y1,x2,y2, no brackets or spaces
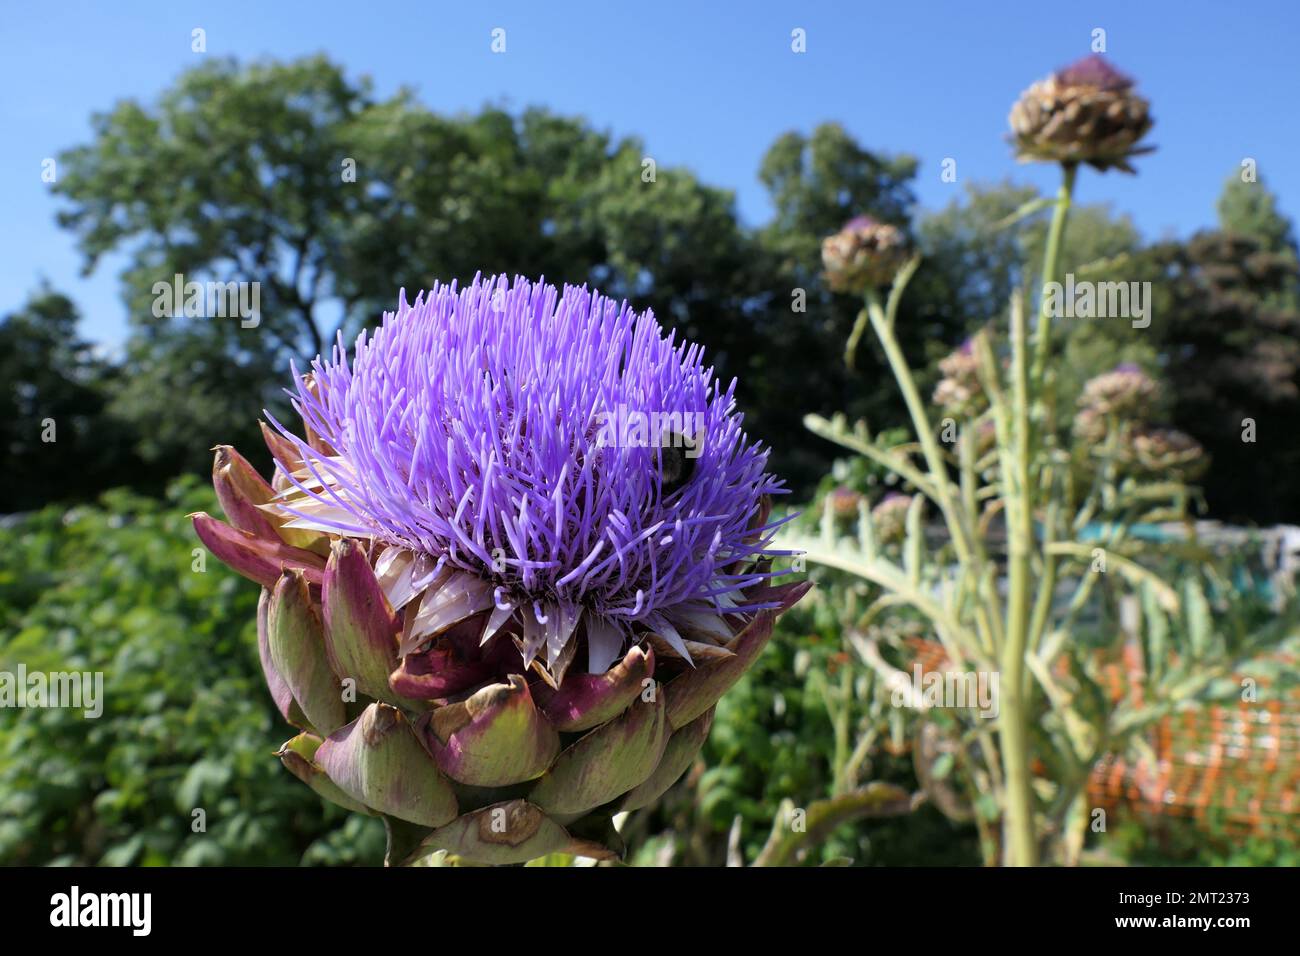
193,274,808,865
1009,54,1154,172
822,215,911,293
1078,362,1158,419
933,339,986,417
871,492,914,544
1129,427,1206,479
270,275,785,678
826,485,865,522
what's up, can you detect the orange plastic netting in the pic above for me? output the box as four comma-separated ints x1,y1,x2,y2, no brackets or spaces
900,636,1300,836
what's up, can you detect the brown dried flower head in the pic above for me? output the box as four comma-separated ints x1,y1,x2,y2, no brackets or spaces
822,216,911,294
1009,54,1154,172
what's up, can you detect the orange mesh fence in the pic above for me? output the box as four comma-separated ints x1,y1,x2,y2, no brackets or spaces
900,636,1300,837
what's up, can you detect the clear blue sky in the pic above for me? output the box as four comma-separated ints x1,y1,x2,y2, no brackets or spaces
3,0,1298,348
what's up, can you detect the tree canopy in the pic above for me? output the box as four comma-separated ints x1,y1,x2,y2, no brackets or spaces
7,55,1296,524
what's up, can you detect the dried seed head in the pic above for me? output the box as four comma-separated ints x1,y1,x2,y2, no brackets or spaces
933,341,986,417
1009,54,1154,172
822,216,911,294
1078,362,1159,418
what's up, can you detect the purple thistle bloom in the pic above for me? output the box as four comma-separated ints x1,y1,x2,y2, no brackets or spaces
1056,54,1134,93
268,274,787,674
842,214,879,232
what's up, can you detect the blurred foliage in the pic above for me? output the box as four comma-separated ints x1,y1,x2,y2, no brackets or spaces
1143,231,1300,522
1218,170,1299,261
625,593,980,867
1109,819,1300,867
0,479,383,865
0,287,142,512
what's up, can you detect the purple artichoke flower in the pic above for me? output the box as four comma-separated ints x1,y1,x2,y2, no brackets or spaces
269,274,785,675
193,274,808,864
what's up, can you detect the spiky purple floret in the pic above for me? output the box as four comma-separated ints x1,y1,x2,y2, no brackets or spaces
271,274,786,626
1057,54,1133,92
842,215,878,232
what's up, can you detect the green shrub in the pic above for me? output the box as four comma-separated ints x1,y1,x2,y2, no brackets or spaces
0,478,383,865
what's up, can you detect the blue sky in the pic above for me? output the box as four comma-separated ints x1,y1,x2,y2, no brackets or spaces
3,0,1298,347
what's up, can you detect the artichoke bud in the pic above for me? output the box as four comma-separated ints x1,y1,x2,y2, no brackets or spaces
933,341,986,417
315,703,459,828
268,569,347,736
826,486,865,523
821,216,911,294
1009,54,1154,172
1078,362,1158,418
870,493,913,545
196,275,815,865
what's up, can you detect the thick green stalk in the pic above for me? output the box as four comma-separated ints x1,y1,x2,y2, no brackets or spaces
866,295,974,564
1030,164,1078,387
1000,293,1037,866
845,308,870,369
831,664,852,794
1028,507,1059,654
753,784,913,867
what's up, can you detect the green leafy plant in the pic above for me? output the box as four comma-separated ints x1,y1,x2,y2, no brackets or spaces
0,479,380,865
780,56,1289,866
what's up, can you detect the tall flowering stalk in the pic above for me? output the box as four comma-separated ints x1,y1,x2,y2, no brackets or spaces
787,56,1265,866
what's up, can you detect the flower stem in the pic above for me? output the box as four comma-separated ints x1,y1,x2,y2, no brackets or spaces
866,290,973,564
1000,292,1037,866
1030,163,1077,387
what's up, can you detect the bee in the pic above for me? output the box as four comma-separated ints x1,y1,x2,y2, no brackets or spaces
658,431,699,496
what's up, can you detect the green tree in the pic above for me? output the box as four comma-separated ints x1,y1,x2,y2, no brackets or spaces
1217,170,1298,258
916,181,1146,405
51,57,797,485
750,124,921,489
0,286,139,512
1145,231,1300,521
